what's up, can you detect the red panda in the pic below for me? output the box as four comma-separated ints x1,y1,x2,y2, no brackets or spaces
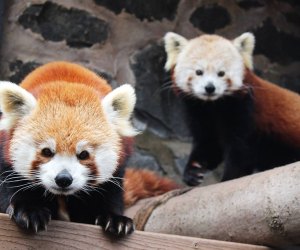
164,32,300,186
0,61,177,235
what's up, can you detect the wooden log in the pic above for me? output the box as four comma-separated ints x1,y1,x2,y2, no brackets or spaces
126,163,300,248
0,213,269,250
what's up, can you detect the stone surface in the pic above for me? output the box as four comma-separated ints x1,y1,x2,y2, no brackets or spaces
284,11,300,27
93,0,180,21
126,147,162,173
0,0,4,46
18,1,109,48
190,4,231,33
236,0,265,10
253,18,300,64
133,131,189,183
9,60,41,84
8,59,117,87
130,41,190,140
279,74,300,94
278,0,300,6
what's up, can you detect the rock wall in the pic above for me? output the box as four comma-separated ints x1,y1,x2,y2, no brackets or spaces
0,0,299,185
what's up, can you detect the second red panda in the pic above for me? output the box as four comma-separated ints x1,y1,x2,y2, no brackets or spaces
0,62,177,236
164,32,300,186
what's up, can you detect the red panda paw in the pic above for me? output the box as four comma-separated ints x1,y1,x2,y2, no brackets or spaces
183,161,206,186
7,204,51,232
95,213,134,237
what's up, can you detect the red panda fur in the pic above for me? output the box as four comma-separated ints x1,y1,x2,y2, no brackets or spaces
20,61,111,98
123,168,179,207
245,69,300,147
18,61,178,206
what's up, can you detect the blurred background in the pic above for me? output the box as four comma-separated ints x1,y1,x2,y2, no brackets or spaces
0,0,299,185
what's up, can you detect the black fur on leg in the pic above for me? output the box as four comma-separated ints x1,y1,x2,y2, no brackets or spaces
182,92,257,184
9,203,51,232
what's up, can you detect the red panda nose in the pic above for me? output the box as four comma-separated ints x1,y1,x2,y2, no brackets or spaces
205,83,216,94
55,169,73,188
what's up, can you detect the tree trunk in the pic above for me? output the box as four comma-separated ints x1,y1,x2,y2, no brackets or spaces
125,162,300,248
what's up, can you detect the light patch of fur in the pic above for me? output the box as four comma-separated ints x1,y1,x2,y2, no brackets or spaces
39,154,90,195
94,143,119,182
76,140,94,155
10,127,36,178
233,32,255,70
102,84,138,137
0,81,36,130
39,138,56,152
57,196,70,221
164,32,188,71
172,34,245,101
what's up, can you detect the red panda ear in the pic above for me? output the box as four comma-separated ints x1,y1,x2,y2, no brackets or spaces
233,32,255,70
0,81,36,130
102,84,138,137
164,32,188,71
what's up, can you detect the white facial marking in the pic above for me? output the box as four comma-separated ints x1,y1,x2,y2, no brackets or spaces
10,132,36,178
174,36,244,101
94,143,119,183
76,140,94,155
39,138,56,152
39,154,89,195
0,81,37,131
102,84,138,137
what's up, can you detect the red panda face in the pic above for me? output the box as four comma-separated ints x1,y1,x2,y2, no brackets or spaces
174,35,244,101
164,32,255,101
0,81,137,196
10,89,120,195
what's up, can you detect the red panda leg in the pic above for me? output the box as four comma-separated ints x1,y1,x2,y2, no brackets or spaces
93,166,134,237
222,141,256,181
2,179,53,233
7,203,51,232
95,213,134,236
183,140,223,186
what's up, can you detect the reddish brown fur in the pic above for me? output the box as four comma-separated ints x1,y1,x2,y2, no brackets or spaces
226,78,232,87
123,168,179,207
31,155,51,171
245,69,300,146
80,156,99,177
118,137,134,167
20,61,111,98
0,131,11,164
170,67,182,96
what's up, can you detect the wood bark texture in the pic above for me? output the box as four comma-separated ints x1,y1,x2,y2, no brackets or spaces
0,213,270,250
126,162,300,248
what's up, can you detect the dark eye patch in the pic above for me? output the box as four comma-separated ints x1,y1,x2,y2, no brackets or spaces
218,71,225,77
77,150,89,160
174,41,180,47
195,69,203,76
41,148,54,158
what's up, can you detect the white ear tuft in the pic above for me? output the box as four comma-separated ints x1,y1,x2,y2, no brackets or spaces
233,32,255,70
102,84,138,137
164,32,188,71
0,81,36,130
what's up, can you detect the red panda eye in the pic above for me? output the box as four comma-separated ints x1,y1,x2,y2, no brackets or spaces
218,71,225,77
41,148,54,158
195,69,203,76
77,150,89,160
